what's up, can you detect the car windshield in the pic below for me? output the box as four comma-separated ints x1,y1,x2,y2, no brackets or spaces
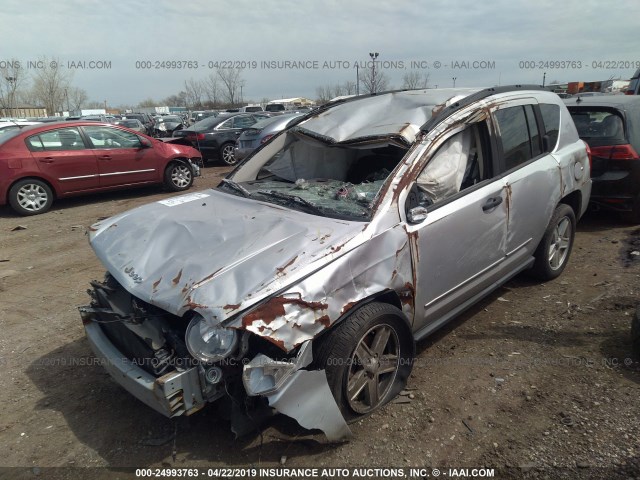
251,116,283,130
192,115,227,130
220,131,407,221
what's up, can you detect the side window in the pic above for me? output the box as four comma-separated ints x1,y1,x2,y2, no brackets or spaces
232,116,256,128
494,105,540,170
539,103,560,152
217,119,233,130
415,123,490,205
83,126,142,149
26,135,44,151
30,128,86,151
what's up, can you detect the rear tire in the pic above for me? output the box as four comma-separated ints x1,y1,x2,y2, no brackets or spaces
530,204,576,280
314,302,414,422
163,161,193,192
8,179,53,216
220,143,237,166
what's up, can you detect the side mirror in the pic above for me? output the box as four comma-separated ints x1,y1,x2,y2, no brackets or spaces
139,137,153,148
407,206,428,224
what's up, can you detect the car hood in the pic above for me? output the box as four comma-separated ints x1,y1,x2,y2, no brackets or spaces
88,189,367,325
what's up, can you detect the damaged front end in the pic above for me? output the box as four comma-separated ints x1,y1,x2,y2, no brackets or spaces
79,273,352,441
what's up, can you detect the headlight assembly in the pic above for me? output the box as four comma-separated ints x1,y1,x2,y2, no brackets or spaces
185,315,238,363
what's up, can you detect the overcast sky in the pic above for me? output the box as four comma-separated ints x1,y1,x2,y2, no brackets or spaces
3,0,640,107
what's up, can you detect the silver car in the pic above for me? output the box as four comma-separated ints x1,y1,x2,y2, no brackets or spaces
234,113,304,162
80,86,591,440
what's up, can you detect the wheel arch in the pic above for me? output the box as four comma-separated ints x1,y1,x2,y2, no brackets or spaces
559,190,582,220
313,289,413,344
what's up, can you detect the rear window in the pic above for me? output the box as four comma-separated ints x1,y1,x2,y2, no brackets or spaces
567,108,627,147
266,104,285,112
539,104,560,151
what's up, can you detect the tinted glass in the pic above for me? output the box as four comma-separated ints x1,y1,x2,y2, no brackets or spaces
539,104,560,151
568,109,626,146
83,126,142,149
525,105,542,157
34,127,86,151
233,116,256,128
494,106,531,170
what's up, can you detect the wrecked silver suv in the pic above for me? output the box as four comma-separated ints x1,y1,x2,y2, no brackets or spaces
80,86,591,440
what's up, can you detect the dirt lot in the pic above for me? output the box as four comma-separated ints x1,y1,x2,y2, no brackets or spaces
0,166,639,479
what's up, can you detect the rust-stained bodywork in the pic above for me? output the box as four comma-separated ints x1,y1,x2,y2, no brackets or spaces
81,86,591,440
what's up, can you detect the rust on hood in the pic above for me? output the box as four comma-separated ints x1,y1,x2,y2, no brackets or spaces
242,295,329,328
341,301,359,315
223,303,241,311
152,278,162,291
316,315,331,328
276,255,298,275
172,269,183,286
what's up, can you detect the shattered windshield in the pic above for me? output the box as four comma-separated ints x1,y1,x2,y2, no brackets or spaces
220,132,407,220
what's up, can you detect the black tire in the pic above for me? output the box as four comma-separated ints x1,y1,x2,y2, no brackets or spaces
314,302,415,422
632,305,640,358
530,204,576,280
8,178,53,216
219,142,237,166
163,161,194,192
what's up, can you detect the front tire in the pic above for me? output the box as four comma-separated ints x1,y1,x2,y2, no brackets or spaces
163,161,193,192
9,179,53,216
530,204,576,280
220,143,237,166
314,302,414,422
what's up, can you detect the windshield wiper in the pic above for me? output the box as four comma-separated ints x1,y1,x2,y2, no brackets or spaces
221,178,251,197
257,190,324,215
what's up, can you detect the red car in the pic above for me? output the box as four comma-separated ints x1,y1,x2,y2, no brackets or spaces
0,121,202,215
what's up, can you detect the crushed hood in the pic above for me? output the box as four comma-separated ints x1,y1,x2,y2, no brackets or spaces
88,189,366,324
295,88,480,145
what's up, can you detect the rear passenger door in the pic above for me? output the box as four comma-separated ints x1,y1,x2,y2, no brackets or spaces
491,100,560,261
26,127,99,194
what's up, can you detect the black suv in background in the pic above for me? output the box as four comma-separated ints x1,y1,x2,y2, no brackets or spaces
565,95,640,221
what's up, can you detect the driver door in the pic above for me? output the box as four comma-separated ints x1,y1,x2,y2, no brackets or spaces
405,123,509,336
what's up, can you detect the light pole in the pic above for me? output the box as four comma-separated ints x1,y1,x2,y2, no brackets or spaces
356,64,359,96
369,52,379,94
543,72,546,87
5,76,16,117
452,77,457,88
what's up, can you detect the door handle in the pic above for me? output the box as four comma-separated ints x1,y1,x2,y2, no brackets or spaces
482,196,503,212
99,155,112,160
39,157,55,164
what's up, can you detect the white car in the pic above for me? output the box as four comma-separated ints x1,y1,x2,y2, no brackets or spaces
0,120,42,134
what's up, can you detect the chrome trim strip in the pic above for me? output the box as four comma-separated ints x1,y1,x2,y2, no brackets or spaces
424,256,505,309
59,174,99,181
100,169,156,177
506,238,532,257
